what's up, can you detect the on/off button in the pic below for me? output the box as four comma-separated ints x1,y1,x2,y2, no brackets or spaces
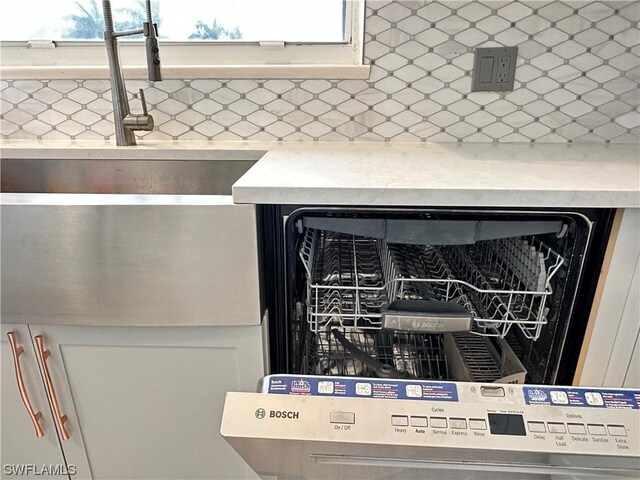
330,412,355,424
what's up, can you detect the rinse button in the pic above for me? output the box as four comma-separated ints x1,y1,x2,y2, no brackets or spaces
607,425,627,437
330,412,355,424
469,419,487,430
391,415,409,427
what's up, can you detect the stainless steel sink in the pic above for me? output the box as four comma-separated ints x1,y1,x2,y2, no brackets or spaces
1,155,263,326
1,158,257,195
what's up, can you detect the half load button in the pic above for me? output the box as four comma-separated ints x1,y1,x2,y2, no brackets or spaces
547,422,566,434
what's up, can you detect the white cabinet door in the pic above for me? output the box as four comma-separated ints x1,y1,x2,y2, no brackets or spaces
29,325,264,480
1,325,68,479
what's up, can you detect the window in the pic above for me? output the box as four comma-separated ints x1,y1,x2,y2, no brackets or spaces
0,0,367,79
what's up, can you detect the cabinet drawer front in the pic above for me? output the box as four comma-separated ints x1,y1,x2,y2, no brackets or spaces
1,196,261,326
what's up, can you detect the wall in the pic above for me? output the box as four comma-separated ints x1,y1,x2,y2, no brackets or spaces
1,0,639,143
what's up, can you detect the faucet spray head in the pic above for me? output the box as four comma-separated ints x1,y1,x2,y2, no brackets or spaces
144,0,162,82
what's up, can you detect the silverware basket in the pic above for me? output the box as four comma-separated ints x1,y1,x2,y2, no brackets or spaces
299,228,565,341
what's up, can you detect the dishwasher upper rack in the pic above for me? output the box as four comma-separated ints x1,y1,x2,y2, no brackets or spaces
299,228,565,341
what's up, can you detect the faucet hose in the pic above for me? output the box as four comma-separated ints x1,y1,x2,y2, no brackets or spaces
102,0,114,32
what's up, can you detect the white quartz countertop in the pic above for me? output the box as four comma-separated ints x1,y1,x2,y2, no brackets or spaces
2,140,638,208
232,142,640,208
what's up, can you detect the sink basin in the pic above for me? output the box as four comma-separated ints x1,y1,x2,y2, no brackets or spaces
1,158,257,195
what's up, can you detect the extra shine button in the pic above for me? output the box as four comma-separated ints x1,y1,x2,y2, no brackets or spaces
607,425,627,437
330,411,355,424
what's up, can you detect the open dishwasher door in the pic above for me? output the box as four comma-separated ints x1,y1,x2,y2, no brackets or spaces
221,375,640,480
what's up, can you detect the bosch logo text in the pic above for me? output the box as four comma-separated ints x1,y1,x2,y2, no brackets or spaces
270,410,299,419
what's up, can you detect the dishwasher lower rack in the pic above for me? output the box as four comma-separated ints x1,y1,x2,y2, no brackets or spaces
300,328,526,383
299,228,565,341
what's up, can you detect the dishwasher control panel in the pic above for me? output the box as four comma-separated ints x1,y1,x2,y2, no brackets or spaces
244,375,640,458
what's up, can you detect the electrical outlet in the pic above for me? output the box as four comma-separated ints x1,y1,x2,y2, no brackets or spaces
472,47,518,92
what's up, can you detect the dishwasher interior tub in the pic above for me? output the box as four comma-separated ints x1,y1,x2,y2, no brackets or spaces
268,208,609,386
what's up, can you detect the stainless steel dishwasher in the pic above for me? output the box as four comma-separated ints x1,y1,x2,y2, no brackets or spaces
221,205,639,479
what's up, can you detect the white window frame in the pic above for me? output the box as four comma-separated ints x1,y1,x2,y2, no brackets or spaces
0,0,368,80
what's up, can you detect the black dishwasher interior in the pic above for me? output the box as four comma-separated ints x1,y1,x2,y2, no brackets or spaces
260,207,615,386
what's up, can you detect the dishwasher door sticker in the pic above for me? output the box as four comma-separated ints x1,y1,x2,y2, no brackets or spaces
524,387,640,410
264,376,458,402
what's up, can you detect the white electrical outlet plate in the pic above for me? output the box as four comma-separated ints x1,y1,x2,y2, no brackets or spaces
472,47,518,92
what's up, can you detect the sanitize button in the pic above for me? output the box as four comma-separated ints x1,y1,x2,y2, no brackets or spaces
528,421,546,433
607,425,627,437
587,424,607,436
391,415,409,427
330,412,355,424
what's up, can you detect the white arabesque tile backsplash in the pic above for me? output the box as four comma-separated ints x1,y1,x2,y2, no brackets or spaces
1,0,638,143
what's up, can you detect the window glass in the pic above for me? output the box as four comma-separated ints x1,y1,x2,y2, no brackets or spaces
0,0,346,42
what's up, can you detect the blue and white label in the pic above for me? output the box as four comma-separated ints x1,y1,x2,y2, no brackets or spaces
265,375,458,402
524,387,640,410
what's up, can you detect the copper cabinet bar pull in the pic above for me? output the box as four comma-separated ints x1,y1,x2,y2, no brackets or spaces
35,335,70,441
7,331,44,438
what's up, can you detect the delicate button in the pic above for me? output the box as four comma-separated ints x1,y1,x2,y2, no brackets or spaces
607,425,627,437
469,419,487,430
450,418,467,429
391,415,409,427
528,421,546,433
547,422,566,434
587,424,607,436
330,412,355,424
430,417,447,428
410,416,428,427
568,423,587,435
480,386,505,397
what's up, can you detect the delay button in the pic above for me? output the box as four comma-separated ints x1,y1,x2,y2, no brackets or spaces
527,421,546,433
330,412,355,424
